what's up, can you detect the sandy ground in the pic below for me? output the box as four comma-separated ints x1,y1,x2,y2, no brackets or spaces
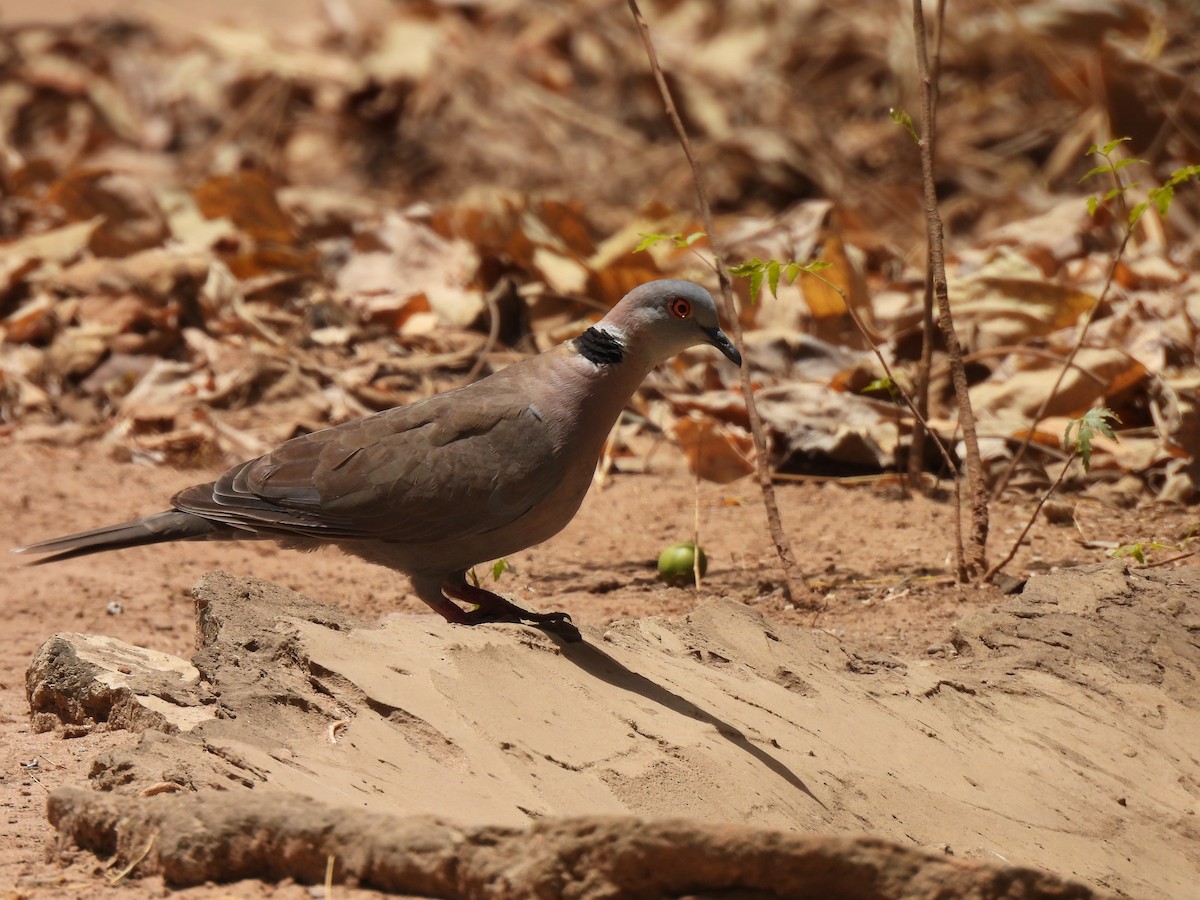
2,0,1198,896
3,438,1200,897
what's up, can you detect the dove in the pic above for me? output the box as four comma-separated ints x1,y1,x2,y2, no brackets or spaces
14,280,742,641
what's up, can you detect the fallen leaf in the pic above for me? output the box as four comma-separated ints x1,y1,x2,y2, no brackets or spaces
193,170,296,246
44,168,170,257
672,414,755,484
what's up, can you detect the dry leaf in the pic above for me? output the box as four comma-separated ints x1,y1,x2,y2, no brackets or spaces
672,414,755,484
1,217,103,272
44,168,169,257
973,349,1148,433
1,294,57,344
193,170,296,246
754,383,901,470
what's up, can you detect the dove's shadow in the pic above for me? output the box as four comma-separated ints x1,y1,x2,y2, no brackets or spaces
558,638,825,808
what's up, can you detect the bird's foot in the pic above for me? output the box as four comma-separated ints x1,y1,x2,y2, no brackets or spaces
441,580,581,642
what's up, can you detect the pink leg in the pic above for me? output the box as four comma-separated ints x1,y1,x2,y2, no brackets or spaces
441,579,581,642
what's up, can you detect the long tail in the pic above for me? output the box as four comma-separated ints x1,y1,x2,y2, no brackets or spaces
12,511,222,565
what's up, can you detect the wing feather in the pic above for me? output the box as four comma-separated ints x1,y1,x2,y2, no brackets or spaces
173,385,564,545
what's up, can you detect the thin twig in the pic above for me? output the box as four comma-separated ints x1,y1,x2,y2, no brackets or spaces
326,854,337,897
594,410,624,489
461,282,504,386
912,0,988,577
945,344,1110,383
1137,550,1197,569
824,276,959,481
905,0,946,493
108,834,156,885
990,229,1131,498
985,449,1077,581
839,283,965,579
627,0,811,604
693,468,703,589
907,264,935,490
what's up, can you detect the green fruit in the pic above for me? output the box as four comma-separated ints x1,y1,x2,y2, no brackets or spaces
657,541,708,587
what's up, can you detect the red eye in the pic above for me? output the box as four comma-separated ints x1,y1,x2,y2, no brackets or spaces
670,298,692,318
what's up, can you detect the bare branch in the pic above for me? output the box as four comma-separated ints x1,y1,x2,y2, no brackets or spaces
627,0,812,605
984,449,1078,582
990,229,1130,499
912,0,988,576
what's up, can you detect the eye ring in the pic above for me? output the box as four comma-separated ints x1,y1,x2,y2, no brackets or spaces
669,297,692,319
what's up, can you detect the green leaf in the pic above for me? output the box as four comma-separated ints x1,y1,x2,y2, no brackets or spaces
727,259,758,276
1087,196,1099,217
491,558,515,581
635,233,668,253
889,106,919,143
1151,186,1173,216
1111,538,1178,564
1111,543,1147,564
1097,136,1131,156
729,257,766,303
748,268,763,303
1064,407,1120,473
1130,166,1200,224
637,231,707,253
862,377,898,398
1163,164,1200,189
1079,164,1113,184
730,256,834,303
1113,157,1148,172
766,258,781,299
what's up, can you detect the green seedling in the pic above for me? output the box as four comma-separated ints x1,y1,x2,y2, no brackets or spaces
727,256,831,305
635,231,707,252
1112,525,1199,565
1081,137,1200,226
468,557,516,587
1063,408,1120,473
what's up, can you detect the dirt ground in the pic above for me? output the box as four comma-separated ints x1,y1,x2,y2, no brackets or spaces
2,0,1199,895
3,438,1199,898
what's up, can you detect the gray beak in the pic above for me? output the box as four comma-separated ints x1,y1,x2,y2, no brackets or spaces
701,325,743,367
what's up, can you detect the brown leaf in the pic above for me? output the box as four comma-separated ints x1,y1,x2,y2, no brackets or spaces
193,170,296,246
754,383,901,470
588,257,665,309
972,349,1148,430
75,294,180,356
537,199,595,257
50,248,212,302
430,189,537,270
338,214,482,328
0,217,103,272
1,294,57,344
803,233,851,319
972,277,1096,330
44,169,170,257
45,326,110,379
672,414,755,484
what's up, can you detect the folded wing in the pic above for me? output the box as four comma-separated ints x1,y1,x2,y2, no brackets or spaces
173,387,563,545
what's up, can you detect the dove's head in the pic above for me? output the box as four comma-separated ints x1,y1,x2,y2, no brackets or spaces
589,280,742,369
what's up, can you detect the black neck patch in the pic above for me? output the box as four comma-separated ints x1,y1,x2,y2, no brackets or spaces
576,327,625,365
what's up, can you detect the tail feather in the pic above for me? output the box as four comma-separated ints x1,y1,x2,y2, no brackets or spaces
12,511,222,565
